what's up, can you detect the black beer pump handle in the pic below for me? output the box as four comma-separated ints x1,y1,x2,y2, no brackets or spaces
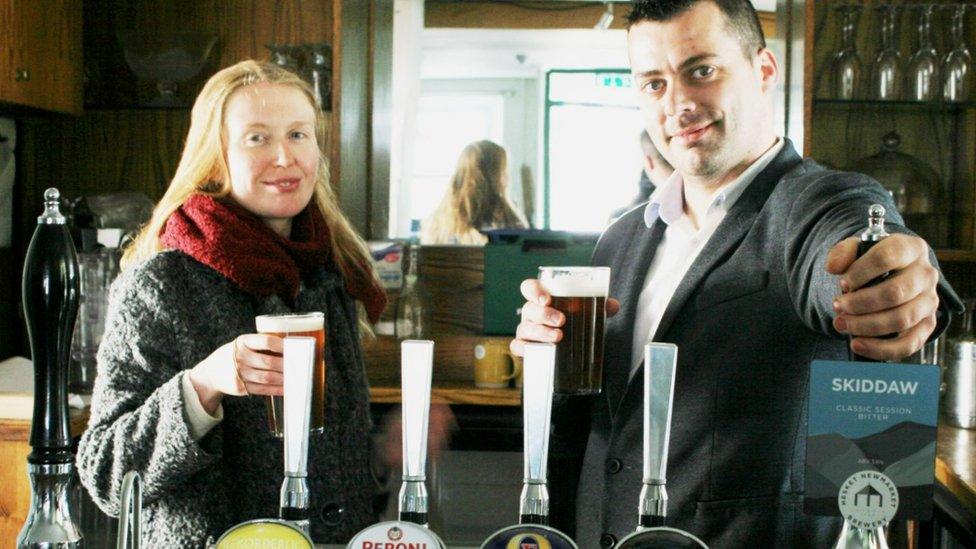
638,343,678,528
849,204,893,362
22,188,79,465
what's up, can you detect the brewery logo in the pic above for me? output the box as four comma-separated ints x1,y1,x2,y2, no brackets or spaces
504,533,551,549
837,470,899,529
387,526,404,541
475,344,487,360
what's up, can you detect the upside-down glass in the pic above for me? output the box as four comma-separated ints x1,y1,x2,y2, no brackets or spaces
832,5,863,100
538,267,610,395
871,5,902,100
907,5,940,101
255,312,326,437
942,4,972,102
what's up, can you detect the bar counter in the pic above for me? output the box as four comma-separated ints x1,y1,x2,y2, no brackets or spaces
0,377,973,546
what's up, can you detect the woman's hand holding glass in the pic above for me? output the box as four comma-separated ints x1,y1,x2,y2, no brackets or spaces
188,334,285,415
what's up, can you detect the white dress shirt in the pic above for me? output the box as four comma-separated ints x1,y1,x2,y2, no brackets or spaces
629,139,785,375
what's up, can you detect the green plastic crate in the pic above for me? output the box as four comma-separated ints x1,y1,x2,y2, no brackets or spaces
483,231,598,335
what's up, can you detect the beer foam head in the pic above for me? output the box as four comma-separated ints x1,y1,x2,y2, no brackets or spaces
255,312,324,333
538,267,610,297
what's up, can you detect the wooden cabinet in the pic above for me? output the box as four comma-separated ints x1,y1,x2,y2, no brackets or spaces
0,0,82,115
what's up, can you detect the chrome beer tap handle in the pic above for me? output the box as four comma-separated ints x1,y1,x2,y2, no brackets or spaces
17,463,84,549
279,337,316,535
520,343,556,525
399,340,435,525
638,343,678,529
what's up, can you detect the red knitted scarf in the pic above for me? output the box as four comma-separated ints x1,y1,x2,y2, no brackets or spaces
160,194,386,323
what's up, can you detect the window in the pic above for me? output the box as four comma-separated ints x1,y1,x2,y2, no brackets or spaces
545,70,645,232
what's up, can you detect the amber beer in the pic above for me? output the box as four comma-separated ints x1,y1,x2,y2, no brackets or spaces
255,312,326,436
538,267,610,395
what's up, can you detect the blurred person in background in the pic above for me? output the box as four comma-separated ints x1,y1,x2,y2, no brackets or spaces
610,129,675,222
421,139,527,245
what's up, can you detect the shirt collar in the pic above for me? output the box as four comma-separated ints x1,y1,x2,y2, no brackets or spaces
644,137,784,228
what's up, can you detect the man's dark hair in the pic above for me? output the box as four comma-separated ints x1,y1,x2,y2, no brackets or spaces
626,0,766,58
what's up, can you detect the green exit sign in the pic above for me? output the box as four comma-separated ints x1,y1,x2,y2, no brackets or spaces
597,74,633,89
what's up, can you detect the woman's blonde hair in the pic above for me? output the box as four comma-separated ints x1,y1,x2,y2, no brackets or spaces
421,140,526,245
123,60,379,323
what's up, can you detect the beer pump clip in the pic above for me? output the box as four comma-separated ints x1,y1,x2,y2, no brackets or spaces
616,343,707,549
212,337,315,549
480,342,579,549
347,340,447,548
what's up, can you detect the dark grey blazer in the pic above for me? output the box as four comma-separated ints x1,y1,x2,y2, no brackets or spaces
552,141,962,548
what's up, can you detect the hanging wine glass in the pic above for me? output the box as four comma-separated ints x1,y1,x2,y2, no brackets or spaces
832,4,863,100
871,5,902,100
907,4,940,101
942,4,972,102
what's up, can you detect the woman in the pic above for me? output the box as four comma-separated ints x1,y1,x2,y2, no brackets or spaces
77,60,386,545
421,140,527,245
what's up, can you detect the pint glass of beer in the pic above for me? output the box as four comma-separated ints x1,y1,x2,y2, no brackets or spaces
537,267,610,395
255,312,326,437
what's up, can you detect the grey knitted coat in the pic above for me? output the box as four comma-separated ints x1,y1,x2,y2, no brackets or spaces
77,250,377,546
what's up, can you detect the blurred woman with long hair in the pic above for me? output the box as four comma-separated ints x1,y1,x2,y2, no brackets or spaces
421,140,527,245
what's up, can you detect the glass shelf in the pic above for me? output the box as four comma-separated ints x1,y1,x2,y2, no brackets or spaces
814,98,976,111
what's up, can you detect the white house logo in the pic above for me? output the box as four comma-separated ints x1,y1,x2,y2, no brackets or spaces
837,471,899,529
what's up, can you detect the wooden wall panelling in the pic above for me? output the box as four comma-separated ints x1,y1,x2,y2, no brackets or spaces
336,0,370,233
363,334,510,384
83,0,334,108
422,246,484,336
375,245,484,347
369,0,394,239
14,110,191,248
330,0,343,193
803,0,814,157
425,1,776,37
426,1,631,30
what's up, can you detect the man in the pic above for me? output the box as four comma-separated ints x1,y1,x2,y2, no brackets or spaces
610,130,675,222
511,1,962,547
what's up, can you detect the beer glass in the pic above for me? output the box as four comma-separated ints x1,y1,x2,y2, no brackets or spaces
538,266,610,395
255,312,326,437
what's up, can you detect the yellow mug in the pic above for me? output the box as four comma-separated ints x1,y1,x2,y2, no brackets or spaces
474,340,521,388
